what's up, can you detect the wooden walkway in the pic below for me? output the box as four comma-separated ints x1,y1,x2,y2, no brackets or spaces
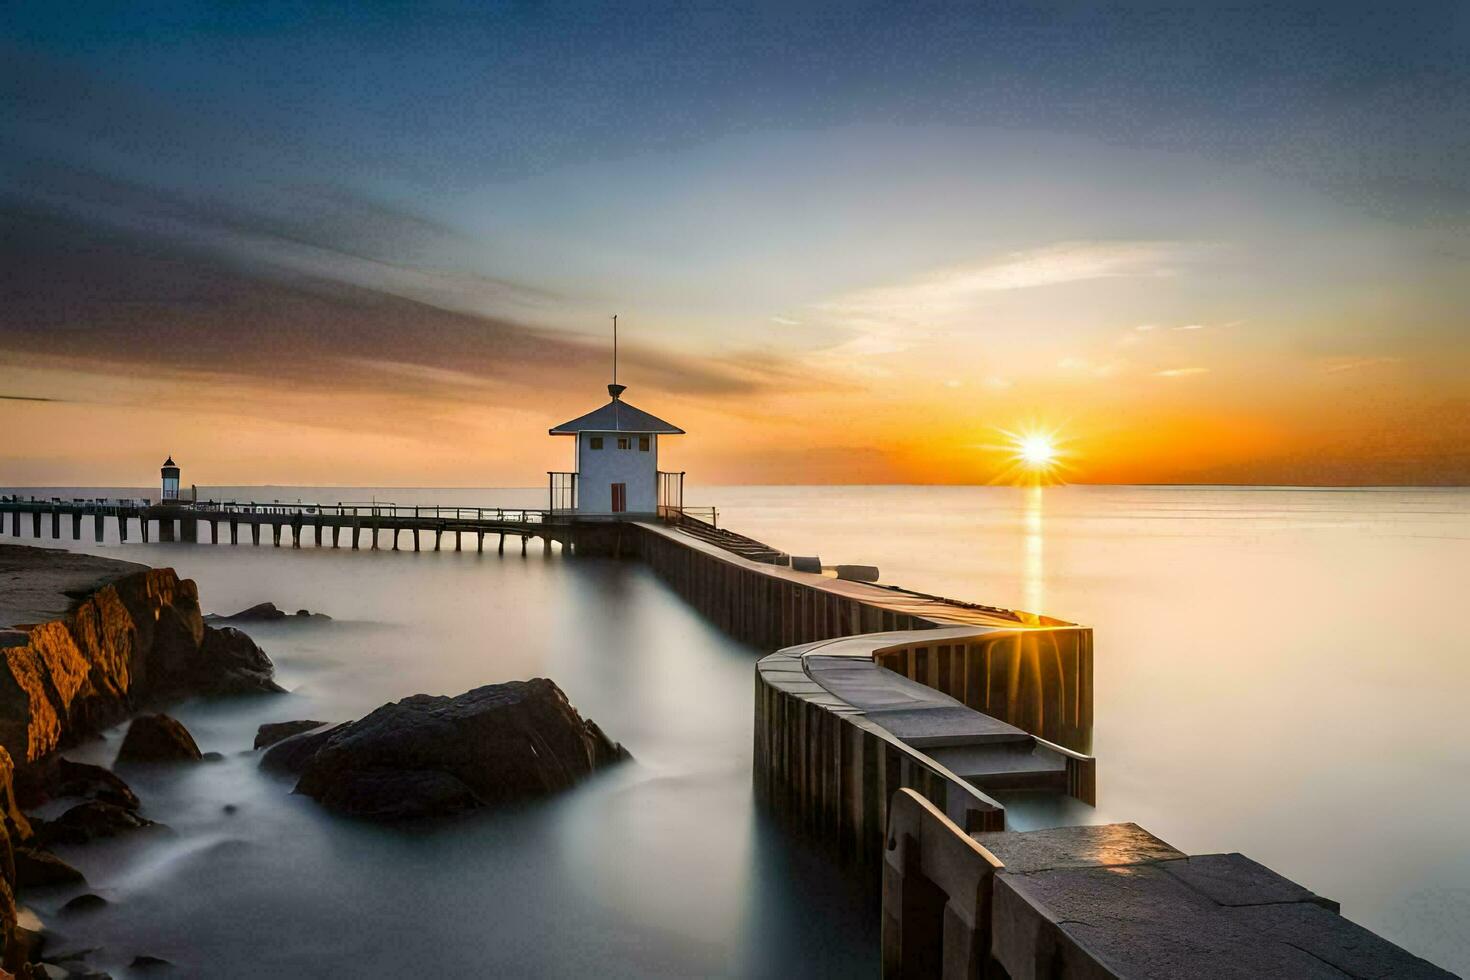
0,498,572,554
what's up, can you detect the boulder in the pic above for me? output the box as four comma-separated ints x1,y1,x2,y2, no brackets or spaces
207,602,286,622
116,716,201,765
13,848,84,888
33,802,152,847
265,679,626,820
14,759,139,812
205,602,330,623
153,627,283,700
253,721,328,751
59,893,107,915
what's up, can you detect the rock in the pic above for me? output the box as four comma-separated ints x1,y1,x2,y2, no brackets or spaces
59,893,107,915
9,923,45,965
207,602,286,622
34,802,152,847
13,848,84,888
204,602,330,624
157,627,284,700
200,753,224,764
268,679,626,820
130,955,170,969
253,721,327,751
221,804,237,816
13,759,139,812
115,716,200,765
0,559,284,766
259,725,343,775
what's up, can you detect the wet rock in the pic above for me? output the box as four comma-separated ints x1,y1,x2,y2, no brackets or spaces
10,923,45,964
259,725,343,775
157,627,284,700
14,759,139,812
200,752,224,763
13,848,84,888
269,679,627,820
253,721,328,751
130,955,171,969
221,804,238,816
0,560,284,766
115,716,201,765
34,803,153,847
59,893,107,915
205,602,286,622
205,602,329,623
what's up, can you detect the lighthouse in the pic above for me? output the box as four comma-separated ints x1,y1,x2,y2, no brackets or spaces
160,456,181,502
548,317,684,517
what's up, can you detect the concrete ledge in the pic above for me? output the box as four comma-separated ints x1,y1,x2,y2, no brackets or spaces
755,626,1098,861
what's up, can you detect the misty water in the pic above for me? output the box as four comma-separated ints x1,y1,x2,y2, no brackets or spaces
10,484,1469,976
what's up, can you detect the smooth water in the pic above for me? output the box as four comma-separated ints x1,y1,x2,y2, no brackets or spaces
7,484,1468,976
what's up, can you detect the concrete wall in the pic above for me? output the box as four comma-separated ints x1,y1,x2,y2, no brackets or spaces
577,431,658,515
637,525,929,649
755,646,1010,866
873,631,1093,756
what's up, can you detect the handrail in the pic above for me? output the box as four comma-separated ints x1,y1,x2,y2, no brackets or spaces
0,497,560,524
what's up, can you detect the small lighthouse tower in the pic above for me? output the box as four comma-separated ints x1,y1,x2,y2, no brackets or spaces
548,317,684,517
160,456,181,502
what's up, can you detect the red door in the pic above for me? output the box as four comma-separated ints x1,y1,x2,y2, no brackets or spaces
611,483,627,513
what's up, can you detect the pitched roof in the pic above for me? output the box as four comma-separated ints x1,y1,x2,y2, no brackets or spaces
549,398,684,435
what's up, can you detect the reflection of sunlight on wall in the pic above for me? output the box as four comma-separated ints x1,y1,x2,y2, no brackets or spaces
1024,485,1044,614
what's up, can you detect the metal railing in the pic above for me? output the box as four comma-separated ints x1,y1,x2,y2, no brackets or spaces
657,505,718,529
0,496,557,525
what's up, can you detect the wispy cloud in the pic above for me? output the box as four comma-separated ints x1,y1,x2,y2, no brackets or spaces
770,315,802,326
1154,367,1210,378
804,241,1192,367
0,394,62,402
1323,356,1402,374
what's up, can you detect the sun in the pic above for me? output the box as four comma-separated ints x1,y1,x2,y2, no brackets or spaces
980,424,1076,486
1016,434,1057,468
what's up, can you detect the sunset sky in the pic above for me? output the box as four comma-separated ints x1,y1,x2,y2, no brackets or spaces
3,3,1468,487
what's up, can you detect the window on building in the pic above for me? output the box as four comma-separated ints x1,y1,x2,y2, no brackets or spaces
589,437,603,450
638,436,650,452
617,437,630,450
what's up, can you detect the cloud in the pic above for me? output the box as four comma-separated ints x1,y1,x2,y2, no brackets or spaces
802,241,1191,367
0,394,61,402
1154,367,1210,378
1323,356,1402,374
770,315,802,326
0,203,817,409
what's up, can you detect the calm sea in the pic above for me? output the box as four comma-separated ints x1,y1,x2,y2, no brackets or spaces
6,484,1467,977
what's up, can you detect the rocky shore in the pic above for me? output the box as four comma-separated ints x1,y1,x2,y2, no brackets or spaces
0,543,628,977
0,544,285,976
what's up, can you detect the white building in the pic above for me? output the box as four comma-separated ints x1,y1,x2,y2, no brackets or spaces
549,383,684,517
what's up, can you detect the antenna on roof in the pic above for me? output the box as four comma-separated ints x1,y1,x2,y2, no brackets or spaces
608,313,626,400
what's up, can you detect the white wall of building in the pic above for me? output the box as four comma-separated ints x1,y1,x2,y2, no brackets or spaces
576,431,659,514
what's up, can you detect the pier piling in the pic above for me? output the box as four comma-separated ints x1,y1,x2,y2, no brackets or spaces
93,514,103,543
50,511,59,538
32,513,41,537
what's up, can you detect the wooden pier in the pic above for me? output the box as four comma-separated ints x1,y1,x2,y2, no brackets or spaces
0,497,574,555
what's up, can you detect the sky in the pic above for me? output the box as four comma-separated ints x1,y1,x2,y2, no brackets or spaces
2,1,1468,487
